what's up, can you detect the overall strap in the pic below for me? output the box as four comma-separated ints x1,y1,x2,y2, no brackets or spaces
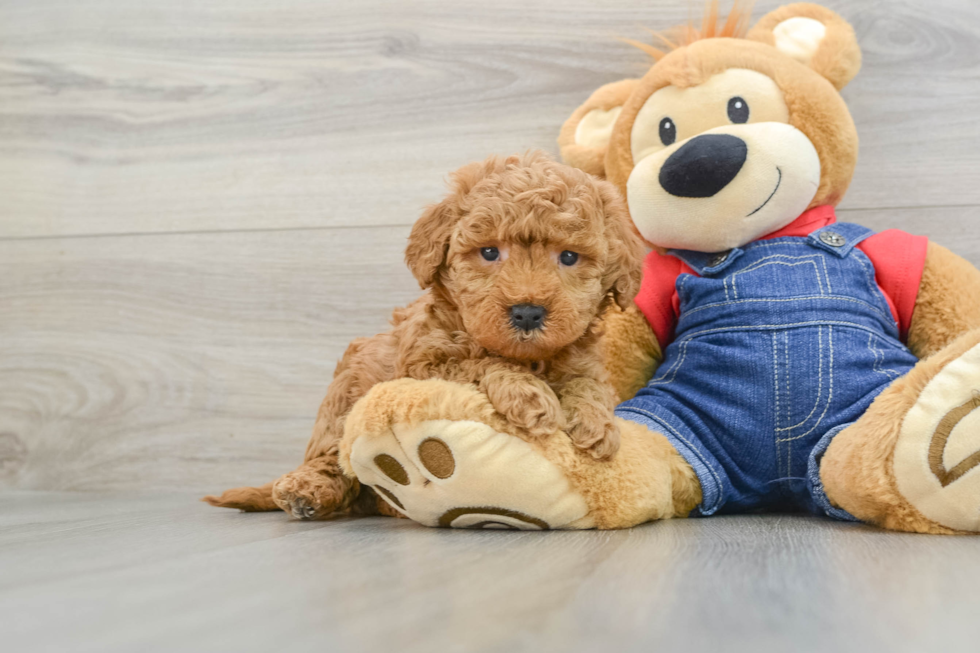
667,222,878,274
806,222,875,258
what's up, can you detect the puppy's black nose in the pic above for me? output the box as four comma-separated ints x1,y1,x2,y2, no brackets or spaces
510,303,547,332
659,134,748,198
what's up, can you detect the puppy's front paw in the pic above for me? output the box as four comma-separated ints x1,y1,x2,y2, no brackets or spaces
486,379,565,438
567,406,621,461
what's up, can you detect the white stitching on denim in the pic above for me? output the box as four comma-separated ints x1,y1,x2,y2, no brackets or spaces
730,256,825,298
853,249,877,298
776,326,825,433
784,329,801,476
868,332,900,378
772,333,783,475
867,331,881,376
777,326,834,446
819,255,832,294
731,256,825,297
784,331,792,432
783,331,793,475
782,329,792,476
649,339,691,386
676,320,886,342
852,249,902,330
745,231,879,295
678,295,892,322
760,236,864,295
620,406,724,507
746,239,808,250
677,274,691,313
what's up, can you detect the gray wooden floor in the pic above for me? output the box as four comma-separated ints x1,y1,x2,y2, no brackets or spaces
2,1,980,650
2,493,978,653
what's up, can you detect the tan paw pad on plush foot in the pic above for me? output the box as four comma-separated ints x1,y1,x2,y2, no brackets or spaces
347,419,593,530
894,342,980,532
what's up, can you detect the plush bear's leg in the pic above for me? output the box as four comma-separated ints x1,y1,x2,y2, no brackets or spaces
821,328,980,534
340,378,700,529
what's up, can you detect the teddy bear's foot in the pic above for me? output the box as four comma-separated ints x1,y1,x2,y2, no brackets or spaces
339,378,594,529
822,329,980,533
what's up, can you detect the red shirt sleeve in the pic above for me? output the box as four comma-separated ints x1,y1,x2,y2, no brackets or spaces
856,230,929,342
633,250,693,348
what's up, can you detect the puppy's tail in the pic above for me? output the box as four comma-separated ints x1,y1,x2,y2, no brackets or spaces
202,482,279,512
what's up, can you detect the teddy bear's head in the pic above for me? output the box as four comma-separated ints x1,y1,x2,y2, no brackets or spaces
559,2,862,253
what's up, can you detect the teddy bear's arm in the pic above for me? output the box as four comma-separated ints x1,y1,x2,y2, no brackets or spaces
600,304,663,402
907,241,980,359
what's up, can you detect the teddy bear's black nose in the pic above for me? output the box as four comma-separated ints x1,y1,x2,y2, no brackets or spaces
510,303,547,332
659,134,748,198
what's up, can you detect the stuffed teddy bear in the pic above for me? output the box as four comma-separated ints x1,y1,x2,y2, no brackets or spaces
339,2,980,533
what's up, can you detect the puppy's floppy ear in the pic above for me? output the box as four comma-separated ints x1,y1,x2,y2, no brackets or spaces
747,3,861,90
405,197,458,289
558,79,638,179
597,182,645,310
405,158,500,288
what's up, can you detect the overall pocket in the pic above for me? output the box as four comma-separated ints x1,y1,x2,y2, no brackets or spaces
771,326,835,482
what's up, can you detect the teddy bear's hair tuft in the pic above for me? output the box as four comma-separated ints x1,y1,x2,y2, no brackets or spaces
622,0,755,61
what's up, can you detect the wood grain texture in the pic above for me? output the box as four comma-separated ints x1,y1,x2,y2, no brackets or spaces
0,0,979,493
1,494,979,653
1,0,979,238
0,226,419,491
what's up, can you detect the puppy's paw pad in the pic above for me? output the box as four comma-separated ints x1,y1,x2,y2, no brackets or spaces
348,419,591,529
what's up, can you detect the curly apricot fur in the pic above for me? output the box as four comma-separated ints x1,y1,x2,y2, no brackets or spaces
204,151,645,519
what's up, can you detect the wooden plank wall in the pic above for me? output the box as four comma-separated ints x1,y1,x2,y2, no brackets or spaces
2,0,979,492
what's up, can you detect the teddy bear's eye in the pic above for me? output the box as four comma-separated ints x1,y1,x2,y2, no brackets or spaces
480,247,500,262
659,117,676,146
727,96,749,124
559,251,579,266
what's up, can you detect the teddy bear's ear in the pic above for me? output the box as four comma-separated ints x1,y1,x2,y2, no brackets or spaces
558,79,638,179
747,3,861,90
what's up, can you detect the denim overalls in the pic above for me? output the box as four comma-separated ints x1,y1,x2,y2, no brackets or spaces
616,222,919,518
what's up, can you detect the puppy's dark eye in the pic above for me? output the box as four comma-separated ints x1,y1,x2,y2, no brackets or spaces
559,251,579,266
659,117,676,146
480,247,499,262
727,96,749,124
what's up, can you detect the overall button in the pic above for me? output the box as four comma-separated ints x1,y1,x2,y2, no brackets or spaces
708,251,730,267
819,231,846,247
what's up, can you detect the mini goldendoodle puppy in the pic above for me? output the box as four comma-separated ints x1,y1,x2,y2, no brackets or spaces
205,151,645,519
